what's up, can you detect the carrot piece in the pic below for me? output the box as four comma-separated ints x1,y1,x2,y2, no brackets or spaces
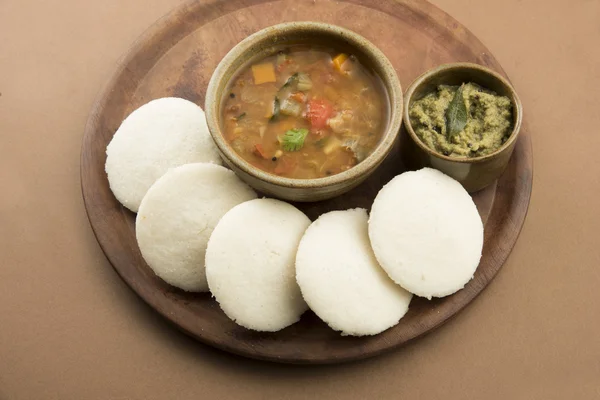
251,63,276,84
253,143,268,159
332,53,349,71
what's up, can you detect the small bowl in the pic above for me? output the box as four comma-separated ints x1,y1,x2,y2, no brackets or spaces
205,22,403,202
401,62,523,192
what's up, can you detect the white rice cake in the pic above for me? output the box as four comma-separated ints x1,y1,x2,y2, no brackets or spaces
105,97,222,212
296,208,412,336
369,168,484,299
136,163,256,292
206,198,310,332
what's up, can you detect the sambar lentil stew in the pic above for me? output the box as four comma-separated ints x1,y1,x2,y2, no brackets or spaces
222,46,388,179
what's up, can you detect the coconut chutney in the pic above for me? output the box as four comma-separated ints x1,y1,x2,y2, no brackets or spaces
409,83,512,158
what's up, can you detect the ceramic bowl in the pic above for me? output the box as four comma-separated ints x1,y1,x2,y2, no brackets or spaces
401,62,523,192
205,21,403,202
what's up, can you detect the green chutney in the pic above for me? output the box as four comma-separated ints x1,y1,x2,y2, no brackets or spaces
409,83,513,158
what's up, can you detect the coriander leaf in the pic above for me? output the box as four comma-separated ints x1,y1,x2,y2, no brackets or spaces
445,84,468,138
236,112,246,120
279,128,309,152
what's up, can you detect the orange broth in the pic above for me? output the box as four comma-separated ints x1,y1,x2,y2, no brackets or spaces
222,46,388,179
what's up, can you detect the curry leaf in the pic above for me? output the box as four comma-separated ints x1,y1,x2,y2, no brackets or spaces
445,84,468,138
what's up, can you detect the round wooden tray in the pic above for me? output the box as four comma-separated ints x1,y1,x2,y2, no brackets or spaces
81,0,532,364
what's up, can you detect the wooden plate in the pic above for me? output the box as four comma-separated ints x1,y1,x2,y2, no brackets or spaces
81,0,533,364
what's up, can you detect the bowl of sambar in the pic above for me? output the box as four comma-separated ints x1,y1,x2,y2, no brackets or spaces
205,22,402,201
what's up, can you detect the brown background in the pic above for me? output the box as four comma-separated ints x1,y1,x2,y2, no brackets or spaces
1,0,599,399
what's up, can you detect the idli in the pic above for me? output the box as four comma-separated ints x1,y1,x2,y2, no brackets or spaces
206,199,310,332
368,168,484,299
105,97,221,212
136,163,256,292
295,208,412,336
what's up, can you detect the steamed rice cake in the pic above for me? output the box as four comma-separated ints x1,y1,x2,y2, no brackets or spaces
135,163,256,292
205,198,310,332
105,97,221,212
368,168,484,299
295,208,412,336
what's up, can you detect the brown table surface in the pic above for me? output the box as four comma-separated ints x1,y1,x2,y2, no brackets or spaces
1,0,599,398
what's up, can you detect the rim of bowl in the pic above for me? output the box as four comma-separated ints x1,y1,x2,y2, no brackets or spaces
205,21,403,189
403,62,523,164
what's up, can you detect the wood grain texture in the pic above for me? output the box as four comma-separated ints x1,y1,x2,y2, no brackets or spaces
80,0,532,364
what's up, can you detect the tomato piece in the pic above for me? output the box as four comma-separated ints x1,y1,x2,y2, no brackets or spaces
307,99,333,130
